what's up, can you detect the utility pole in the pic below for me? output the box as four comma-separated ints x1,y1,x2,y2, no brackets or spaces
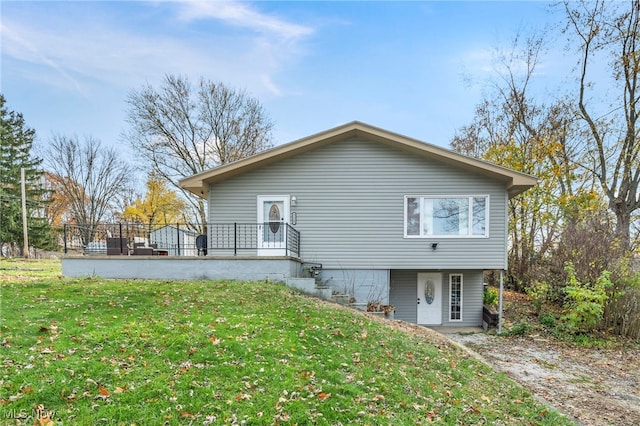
21,167,29,258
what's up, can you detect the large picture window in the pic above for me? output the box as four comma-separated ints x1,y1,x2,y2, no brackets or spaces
405,196,488,237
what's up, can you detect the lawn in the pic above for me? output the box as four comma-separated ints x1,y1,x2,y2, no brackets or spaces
0,259,572,425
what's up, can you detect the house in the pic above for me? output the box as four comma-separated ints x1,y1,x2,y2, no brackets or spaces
150,225,198,256
179,121,536,327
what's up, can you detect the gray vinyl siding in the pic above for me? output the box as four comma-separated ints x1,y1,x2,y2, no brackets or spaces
209,137,508,270
441,270,483,327
389,269,484,326
389,270,418,323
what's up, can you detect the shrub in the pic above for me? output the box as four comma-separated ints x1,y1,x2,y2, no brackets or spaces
603,262,640,340
561,262,612,333
483,287,498,307
539,313,556,328
525,281,550,315
534,212,617,303
504,321,532,336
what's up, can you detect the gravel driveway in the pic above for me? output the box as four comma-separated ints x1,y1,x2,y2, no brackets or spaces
446,331,640,426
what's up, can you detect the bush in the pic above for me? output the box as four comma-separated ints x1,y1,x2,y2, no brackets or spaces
534,212,617,303
504,321,532,336
526,281,550,315
539,314,556,328
561,262,612,333
483,287,498,307
603,263,640,340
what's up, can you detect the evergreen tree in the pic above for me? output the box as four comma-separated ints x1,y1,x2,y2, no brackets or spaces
0,94,56,256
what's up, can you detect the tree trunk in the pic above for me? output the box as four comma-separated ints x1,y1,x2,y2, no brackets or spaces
612,200,631,253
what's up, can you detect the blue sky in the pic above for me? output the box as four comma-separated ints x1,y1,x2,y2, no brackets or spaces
2,1,566,153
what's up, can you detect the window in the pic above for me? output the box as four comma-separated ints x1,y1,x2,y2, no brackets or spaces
449,274,463,321
405,196,488,237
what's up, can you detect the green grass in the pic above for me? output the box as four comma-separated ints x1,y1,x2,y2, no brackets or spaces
0,259,572,425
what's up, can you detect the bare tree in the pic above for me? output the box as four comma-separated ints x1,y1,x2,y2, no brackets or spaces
451,32,590,288
123,75,274,230
44,135,132,245
563,0,640,251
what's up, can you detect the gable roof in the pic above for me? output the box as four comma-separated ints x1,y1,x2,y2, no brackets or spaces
180,121,537,199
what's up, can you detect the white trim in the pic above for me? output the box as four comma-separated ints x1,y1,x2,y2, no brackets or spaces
257,195,290,256
404,195,490,238
449,273,463,322
417,272,443,325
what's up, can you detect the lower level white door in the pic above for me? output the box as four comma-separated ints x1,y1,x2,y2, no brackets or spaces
257,195,290,256
417,273,442,325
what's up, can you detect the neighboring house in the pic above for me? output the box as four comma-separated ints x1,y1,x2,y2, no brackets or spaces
180,121,536,327
150,225,197,256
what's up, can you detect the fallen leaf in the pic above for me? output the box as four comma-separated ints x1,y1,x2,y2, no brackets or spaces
318,392,331,400
98,387,110,397
34,416,54,426
466,405,480,414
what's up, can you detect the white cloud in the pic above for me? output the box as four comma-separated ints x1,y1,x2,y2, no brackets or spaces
0,21,86,95
1,2,314,97
176,0,314,40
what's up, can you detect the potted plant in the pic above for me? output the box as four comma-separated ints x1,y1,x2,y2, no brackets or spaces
367,301,395,319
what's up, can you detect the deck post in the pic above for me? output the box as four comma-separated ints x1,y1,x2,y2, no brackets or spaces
285,223,288,256
119,223,123,254
498,270,504,334
176,223,181,256
234,222,237,256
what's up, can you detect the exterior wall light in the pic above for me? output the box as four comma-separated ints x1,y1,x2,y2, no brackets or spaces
291,195,297,206
431,242,438,250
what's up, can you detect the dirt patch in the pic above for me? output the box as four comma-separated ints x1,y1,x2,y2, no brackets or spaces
345,291,639,425
447,332,640,425
438,288,640,426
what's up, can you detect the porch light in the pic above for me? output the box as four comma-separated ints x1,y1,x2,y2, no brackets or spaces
291,195,297,206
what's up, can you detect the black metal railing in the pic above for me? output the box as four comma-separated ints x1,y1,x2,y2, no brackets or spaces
209,222,300,257
63,222,300,257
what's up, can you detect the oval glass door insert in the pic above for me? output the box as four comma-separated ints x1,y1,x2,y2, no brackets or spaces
269,203,281,233
425,279,435,304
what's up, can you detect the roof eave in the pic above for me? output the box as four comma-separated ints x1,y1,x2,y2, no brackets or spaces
179,121,539,198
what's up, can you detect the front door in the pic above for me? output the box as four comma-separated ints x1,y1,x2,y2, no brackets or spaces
257,195,290,256
417,273,442,325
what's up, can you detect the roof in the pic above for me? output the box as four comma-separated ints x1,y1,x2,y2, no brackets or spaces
179,121,537,199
